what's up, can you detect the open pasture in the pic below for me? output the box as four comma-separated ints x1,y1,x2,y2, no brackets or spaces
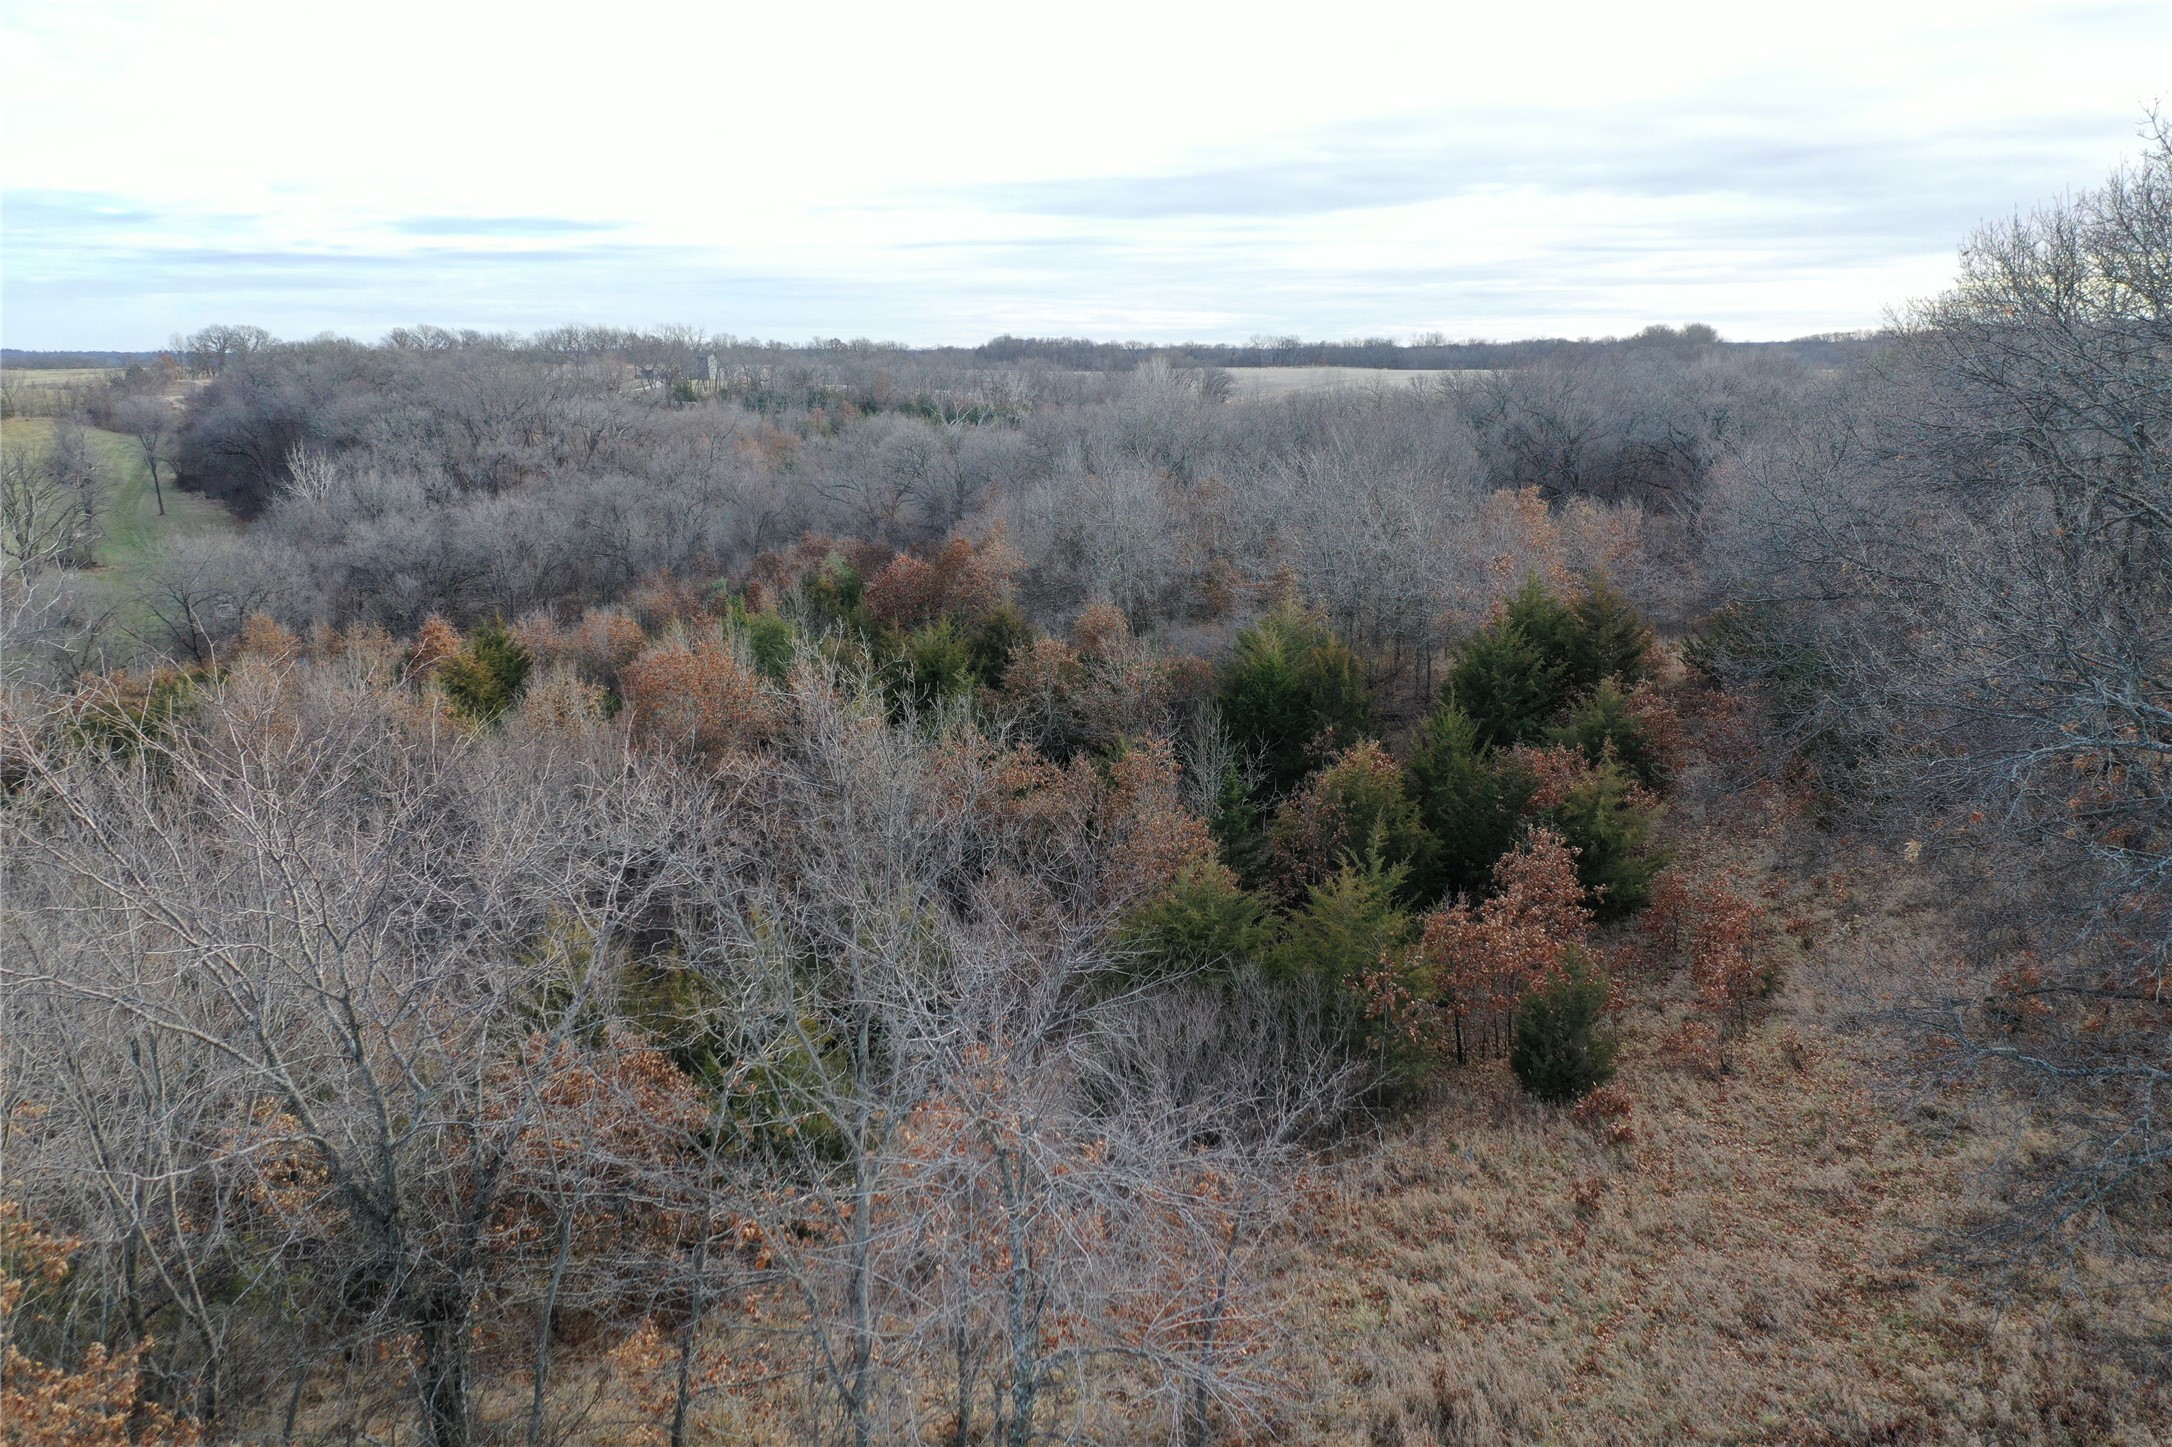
1220,365,1490,399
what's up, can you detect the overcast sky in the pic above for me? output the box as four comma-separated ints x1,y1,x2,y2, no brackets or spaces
3,0,2165,349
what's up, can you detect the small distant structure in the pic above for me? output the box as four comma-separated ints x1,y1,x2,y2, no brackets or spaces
629,355,725,397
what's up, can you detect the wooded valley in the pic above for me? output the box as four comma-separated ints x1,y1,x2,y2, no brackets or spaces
0,133,2166,1447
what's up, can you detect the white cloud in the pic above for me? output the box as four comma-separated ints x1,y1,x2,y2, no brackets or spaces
2,0,2164,346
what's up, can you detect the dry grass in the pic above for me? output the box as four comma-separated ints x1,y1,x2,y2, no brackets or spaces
0,367,118,386
1260,783,2170,1447
0,366,119,419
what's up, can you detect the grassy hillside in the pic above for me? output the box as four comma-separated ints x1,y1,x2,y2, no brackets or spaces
1264,761,2171,1446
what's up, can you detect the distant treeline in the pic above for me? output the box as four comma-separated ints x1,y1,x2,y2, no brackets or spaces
4,324,1885,375
1,349,167,370
972,325,1884,371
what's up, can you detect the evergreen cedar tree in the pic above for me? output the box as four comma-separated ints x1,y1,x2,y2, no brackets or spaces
397,566,1665,1106
1511,949,1619,1103
1407,704,1532,898
1266,741,1439,904
436,621,533,723
1212,605,1372,795
1121,576,1666,1098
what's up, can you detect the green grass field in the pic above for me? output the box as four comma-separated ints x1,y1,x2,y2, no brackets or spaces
1,416,234,608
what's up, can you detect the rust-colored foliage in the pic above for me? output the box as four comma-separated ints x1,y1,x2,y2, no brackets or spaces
515,606,649,687
862,552,940,626
232,612,301,664
408,614,462,677
1266,741,1427,900
1102,736,1229,907
333,621,403,682
1664,1016,1727,1079
975,733,1224,913
0,1202,201,1447
1482,486,1564,588
628,572,717,632
506,611,563,667
735,420,802,472
1570,1083,1637,1145
489,1031,712,1257
1623,679,1690,780
1687,879,1763,1064
994,636,1082,735
1554,495,1643,579
224,1102,332,1230
1472,488,1644,611
60,667,199,757
1162,652,1216,715
511,667,612,736
1512,742,1651,815
1489,832,1598,941
1647,870,1768,1073
863,531,1019,628
1398,828,1593,1066
1197,559,1243,620
886,1049,1110,1364
751,533,890,600
603,1318,745,1446
871,1045,1260,1447
1070,599,1132,660
1642,868,1696,959
991,608,1176,756
621,637,780,766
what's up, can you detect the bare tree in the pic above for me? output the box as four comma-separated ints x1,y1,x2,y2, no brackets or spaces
0,450,83,573
115,394,177,516
2,657,720,1445
172,324,273,377
0,421,107,575
655,664,1343,1445
1703,123,2172,1280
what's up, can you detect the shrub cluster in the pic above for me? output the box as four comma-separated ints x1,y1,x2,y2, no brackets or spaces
1111,576,1668,1103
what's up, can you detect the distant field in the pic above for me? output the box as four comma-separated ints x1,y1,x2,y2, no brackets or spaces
0,366,123,420
1220,366,1491,400
2,367,120,387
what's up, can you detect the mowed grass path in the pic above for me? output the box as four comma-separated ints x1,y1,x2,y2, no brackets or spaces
3,416,231,562
2,417,236,640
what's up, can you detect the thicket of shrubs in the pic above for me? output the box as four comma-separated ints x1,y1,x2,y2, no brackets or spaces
48,539,1680,1120
431,548,1680,1109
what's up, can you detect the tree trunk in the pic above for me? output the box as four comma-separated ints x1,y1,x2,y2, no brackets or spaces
416,1281,474,1447
669,1226,710,1447
1181,1227,1242,1447
528,1206,576,1447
